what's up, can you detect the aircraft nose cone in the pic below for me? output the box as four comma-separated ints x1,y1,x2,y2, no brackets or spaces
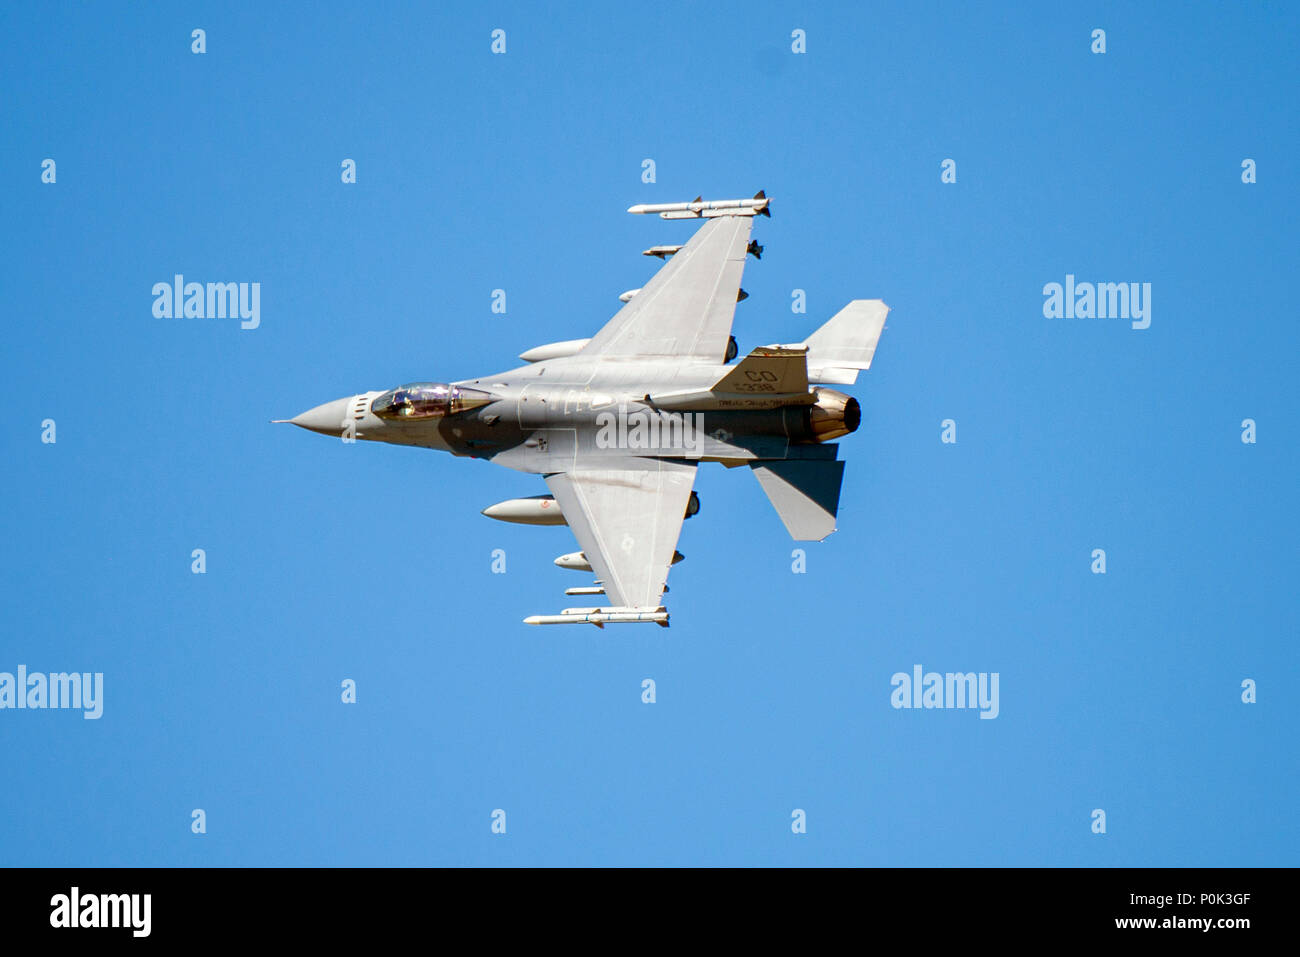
286,397,352,436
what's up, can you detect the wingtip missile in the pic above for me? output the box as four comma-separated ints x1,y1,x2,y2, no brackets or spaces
524,614,604,628
524,606,670,627
627,193,771,219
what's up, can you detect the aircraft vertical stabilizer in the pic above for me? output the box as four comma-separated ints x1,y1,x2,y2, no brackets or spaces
801,299,889,385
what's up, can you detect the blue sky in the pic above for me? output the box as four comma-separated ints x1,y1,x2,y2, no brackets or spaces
1,1,1296,866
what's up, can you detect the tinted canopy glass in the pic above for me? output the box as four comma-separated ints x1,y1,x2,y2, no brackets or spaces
371,383,492,420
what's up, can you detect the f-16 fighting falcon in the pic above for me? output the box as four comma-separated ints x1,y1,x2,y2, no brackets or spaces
277,192,889,627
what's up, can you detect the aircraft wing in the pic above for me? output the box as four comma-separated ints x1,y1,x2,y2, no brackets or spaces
577,214,754,361
544,459,697,608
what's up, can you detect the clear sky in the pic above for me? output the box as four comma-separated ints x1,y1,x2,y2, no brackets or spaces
2,1,1296,866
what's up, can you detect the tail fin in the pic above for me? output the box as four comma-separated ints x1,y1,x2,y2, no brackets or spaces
647,346,810,411
712,346,809,395
750,457,846,541
802,300,889,385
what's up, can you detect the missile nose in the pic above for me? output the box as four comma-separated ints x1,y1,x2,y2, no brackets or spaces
284,396,352,436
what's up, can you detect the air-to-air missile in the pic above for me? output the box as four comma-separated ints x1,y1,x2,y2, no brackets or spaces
553,551,685,573
627,190,770,219
523,606,670,628
563,585,669,596
642,244,684,259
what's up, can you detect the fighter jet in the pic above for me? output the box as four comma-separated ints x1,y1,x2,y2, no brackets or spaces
278,192,889,627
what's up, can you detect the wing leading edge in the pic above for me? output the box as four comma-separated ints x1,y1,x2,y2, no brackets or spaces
577,214,754,361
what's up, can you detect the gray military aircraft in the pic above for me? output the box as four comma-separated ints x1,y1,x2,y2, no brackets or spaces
278,192,888,627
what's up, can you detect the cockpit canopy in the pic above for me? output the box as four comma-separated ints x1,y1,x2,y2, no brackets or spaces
371,383,493,420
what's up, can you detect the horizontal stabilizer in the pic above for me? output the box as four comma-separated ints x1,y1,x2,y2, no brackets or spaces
750,459,846,541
